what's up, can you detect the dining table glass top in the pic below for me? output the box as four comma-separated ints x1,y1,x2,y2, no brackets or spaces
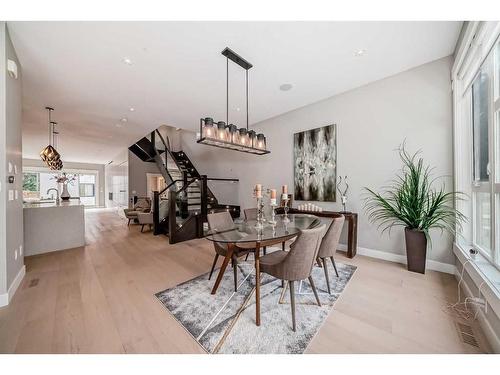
205,213,321,244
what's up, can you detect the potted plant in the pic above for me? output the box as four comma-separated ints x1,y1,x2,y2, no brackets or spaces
364,144,466,274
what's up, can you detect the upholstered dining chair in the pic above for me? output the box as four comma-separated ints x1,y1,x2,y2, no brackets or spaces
317,215,345,294
243,208,257,220
259,224,326,331
207,212,254,292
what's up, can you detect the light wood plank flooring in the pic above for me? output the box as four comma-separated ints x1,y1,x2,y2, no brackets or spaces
0,208,490,353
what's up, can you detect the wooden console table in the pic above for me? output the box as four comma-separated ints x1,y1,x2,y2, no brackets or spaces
276,208,358,258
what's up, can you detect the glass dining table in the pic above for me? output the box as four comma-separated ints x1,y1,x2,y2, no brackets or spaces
205,213,322,326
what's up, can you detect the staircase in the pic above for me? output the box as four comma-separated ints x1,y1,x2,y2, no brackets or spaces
128,129,240,244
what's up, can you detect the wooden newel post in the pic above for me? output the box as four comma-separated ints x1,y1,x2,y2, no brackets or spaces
200,175,208,222
153,191,160,235
168,189,177,243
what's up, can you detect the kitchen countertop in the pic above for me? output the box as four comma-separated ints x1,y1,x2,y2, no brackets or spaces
23,200,84,209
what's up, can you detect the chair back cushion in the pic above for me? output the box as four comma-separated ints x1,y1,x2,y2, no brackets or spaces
317,215,345,258
280,224,325,281
243,208,258,220
135,197,151,211
207,211,234,232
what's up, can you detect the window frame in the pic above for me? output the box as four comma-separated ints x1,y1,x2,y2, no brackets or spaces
453,21,500,271
22,166,100,207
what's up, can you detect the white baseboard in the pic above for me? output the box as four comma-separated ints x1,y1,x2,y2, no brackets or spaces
0,265,26,308
337,244,456,274
456,270,500,353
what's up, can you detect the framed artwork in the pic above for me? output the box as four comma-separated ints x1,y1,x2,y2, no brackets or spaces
293,124,337,202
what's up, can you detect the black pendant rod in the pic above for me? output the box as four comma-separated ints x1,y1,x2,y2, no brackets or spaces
45,107,54,145
226,56,229,125
47,108,52,145
246,69,249,130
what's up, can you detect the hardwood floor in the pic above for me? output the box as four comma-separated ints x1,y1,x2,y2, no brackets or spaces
0,208,490,353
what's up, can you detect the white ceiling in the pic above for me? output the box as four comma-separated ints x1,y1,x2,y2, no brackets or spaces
8,21,462,164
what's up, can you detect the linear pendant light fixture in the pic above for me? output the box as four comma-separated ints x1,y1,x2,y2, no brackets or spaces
197,47,270,155
40,107,63,169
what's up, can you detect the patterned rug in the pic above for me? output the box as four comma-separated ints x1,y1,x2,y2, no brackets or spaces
155,254,356,354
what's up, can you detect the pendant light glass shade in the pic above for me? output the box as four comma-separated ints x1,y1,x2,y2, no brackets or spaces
256,133,266,150
202,117,215,138
40,107,63,167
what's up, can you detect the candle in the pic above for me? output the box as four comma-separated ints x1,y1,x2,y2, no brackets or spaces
270,189,277,205
255,184,262,198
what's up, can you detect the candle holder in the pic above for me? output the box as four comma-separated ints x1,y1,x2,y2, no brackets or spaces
282,197,290,223
268,203,277,225
255,196,265,229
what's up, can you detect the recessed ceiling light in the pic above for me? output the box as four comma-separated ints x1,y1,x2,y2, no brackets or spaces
123,57,133,65
279,83,293,91
120,117,128,123
129,107,135,112
236,107,241,112
354,49,366,57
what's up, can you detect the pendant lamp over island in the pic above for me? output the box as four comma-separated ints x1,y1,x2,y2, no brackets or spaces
40,107,63,169
197,47,270,155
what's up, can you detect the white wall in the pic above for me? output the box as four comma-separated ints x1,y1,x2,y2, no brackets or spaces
0,23,24,306
105,149,128,209
182,56,455,266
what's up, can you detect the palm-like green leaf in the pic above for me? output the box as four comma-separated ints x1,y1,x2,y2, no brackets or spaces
364,144,466,244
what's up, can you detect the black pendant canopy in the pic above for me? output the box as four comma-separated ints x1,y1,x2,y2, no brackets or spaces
197,48,269,155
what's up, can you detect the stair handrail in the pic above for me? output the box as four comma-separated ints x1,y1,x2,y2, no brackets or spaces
155,129,183,170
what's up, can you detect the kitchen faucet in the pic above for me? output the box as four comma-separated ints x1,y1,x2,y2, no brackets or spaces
46,188,60,204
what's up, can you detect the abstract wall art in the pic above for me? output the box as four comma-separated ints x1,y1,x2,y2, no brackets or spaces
293,124,337,202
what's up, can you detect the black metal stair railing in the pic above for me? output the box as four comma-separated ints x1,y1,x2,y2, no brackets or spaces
129,127,240,243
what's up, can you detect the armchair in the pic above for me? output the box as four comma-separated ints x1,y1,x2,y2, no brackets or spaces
124,197,151,225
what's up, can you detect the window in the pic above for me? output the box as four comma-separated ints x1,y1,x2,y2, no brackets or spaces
22,172,40,199
472,66,492,256
79,183,95,197
458,32,500,268
22,169,98,207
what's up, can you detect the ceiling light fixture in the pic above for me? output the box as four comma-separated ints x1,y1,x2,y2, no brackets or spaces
123,57,133,65
279,83,293,91
47,122,63,170
198,47,269,155
40,107,63,169
120,117,128,123
129,107,135,112
354,49,366,57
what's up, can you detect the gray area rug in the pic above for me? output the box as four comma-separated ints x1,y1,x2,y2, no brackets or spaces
155,252,356,354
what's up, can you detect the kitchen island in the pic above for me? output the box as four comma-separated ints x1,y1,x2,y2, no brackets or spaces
23,200,85,256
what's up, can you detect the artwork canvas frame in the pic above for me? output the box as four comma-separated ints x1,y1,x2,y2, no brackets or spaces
293,124,337,202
